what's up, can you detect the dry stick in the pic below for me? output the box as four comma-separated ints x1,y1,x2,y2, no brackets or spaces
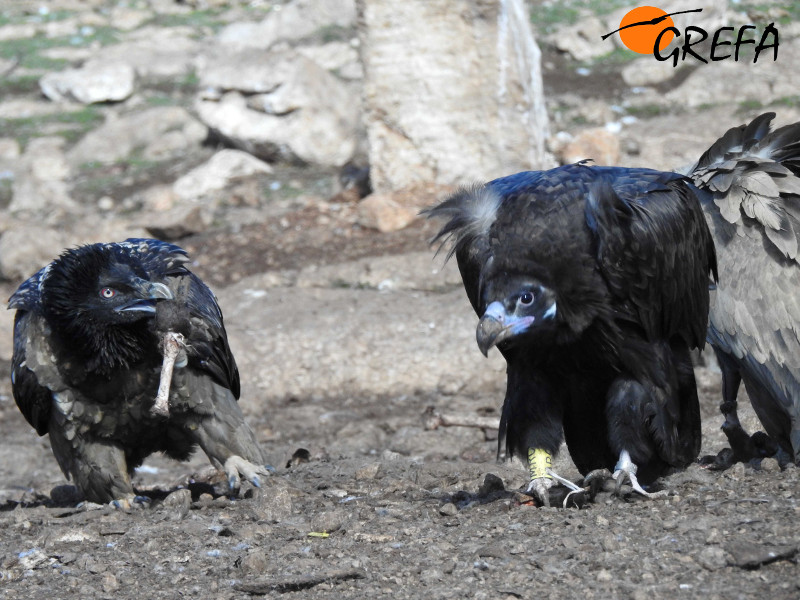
423,407,499,431
152,331,185,417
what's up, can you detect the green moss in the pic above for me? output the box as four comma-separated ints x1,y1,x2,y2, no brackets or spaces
145,9,229,32
624,104,669,118
738,99,764,112
775,96,800,108
1,107,104,149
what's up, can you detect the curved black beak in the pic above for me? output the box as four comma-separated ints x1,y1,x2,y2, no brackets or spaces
116,280,173,314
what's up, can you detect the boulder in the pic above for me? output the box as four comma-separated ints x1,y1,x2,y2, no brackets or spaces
67,106,207,167
216,0,356,50
173,149,273,202
196,50,359,166
357,0,550,193
557,128,620,166
92,27,202,78
546,16,607,62
39,59,136,104
9,137,75,215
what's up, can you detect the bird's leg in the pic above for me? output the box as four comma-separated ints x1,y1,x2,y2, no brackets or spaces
187,381,275,495
152,331,186,417
715,351,757,461
612,449,667,499
525,448,584,508
526,448,555,506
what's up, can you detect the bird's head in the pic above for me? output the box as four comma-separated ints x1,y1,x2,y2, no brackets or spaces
41,243,174,368
476,276,558,356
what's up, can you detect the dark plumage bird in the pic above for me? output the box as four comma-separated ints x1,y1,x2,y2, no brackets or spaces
685,113,800,466
427,163,717,503
9,238,271,506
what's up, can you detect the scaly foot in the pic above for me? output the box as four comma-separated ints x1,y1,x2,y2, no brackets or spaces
224,456,276,492
613,450,667,499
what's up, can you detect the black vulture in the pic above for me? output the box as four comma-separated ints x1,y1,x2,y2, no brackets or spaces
427,163,717,503
8,238,271,507
685,113,800,466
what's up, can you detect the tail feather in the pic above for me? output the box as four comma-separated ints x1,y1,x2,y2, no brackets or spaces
689,112,800,262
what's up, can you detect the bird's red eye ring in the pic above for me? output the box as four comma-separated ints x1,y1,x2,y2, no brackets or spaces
99,287,116,299
519,292,534,305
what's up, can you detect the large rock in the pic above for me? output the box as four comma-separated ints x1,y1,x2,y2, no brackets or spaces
621,57,679,87
217,0,356,50
356,182,451,232
9,137,75,216
67,107,207,167
358,0,550,193
0,224,69,283
546,16,607,62
196,50,359,166
664,37,799,109
173,149,273,202
557,128,620,166
39,59,135,104
90,27,202,78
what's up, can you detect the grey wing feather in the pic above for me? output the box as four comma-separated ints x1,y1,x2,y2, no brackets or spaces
691,113,800,449
689,112,800,262
10,311,56,435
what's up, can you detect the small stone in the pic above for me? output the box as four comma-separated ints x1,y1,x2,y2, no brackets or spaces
596,569,612,582
162,488,192,519
697,546,728,571
250,483,293,522
439,502,458,516
730,462,747,478
102,573,119,593
311,510,347,533
761,458,781,473
355,463,382,480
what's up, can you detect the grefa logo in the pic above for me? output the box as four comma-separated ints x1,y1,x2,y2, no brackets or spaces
601,6,779,66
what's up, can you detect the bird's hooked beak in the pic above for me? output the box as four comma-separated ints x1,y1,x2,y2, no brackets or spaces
476,301,536,356
115,279,173,314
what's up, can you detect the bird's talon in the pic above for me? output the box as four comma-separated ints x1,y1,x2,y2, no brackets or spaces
526,476,554,507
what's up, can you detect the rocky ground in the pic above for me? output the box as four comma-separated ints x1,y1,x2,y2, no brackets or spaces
2,0,800,598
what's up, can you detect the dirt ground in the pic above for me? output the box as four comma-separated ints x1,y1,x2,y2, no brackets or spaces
1,216,799,599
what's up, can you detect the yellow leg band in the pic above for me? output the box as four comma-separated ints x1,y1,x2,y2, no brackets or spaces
528,448,553,480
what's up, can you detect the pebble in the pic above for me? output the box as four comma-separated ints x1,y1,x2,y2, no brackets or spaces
439,503,458,516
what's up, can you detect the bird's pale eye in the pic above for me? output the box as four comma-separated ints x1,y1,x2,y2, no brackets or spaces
519,292,534,306
99,287,117,299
